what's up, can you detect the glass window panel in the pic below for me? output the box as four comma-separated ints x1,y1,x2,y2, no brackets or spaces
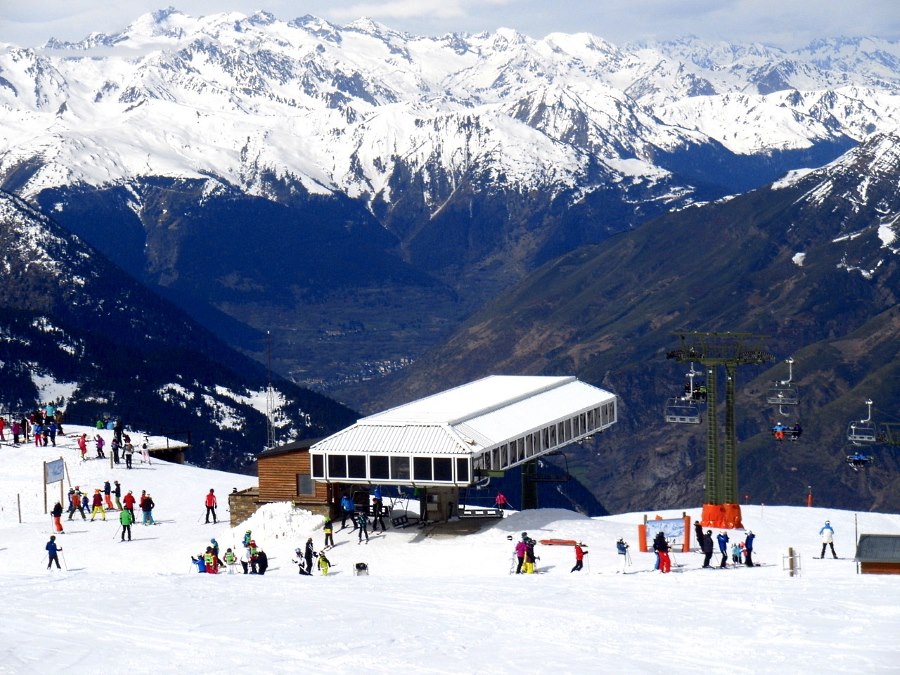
297,474,314,496
347,454,367,479
456,458,470,483
390,456,410,480
312,454,324,478
370,455,390,480
434,458,452,482
328,454,346,478
413,457,432,481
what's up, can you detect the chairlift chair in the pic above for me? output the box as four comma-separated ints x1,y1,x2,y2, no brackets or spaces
765,357,799,405
847,399,878,445
664,397,701,424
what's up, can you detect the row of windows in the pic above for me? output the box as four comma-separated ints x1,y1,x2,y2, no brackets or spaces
475,402,615,472
312,453,471,484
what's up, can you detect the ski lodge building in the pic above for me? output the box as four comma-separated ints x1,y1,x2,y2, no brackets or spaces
233,375,617,526
308,375,617,522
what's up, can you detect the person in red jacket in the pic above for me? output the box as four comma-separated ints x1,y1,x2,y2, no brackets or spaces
90,489,106,521
122,490,137,520
204,489,217,524
571,542,588,572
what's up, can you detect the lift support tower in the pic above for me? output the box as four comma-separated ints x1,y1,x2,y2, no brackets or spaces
667,332,772,529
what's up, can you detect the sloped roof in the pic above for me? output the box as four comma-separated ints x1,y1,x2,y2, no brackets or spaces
855,534,900,563
310,375,616,457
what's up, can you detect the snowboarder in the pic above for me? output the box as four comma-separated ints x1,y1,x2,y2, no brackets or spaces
717,531,730,568
570,542,587,572
616,538,630,573
701,530,714,568
819,520,837,559
51,501,64,534
744,531,756,567
119,506,133,541
46,536,62,570
204,488,217,524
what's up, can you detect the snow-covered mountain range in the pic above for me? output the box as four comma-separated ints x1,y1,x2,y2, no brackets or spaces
1,9,899,210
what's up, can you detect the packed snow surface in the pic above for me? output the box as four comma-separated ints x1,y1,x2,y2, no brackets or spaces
1,425,899,673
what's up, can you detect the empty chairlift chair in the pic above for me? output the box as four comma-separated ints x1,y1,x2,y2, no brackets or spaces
847,399,878,445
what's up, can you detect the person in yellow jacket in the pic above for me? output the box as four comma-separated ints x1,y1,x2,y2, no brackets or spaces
318,551,331,576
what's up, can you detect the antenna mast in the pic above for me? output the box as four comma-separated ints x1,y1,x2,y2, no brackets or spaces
265,330,276,450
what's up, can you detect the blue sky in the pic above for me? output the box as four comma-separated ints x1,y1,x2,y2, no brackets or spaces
1,0,898,48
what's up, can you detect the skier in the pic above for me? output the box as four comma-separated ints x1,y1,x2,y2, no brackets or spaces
323,518,334,549
372,493,386,532
122,490,136,520
694,519,704,551
819,520,838,559
46,419,57,447
68,488,86,521
653,531,671,573
514,537,527,574
570,542,587,572
242,530,252,549
616,538,630,573
357,511,369,543
204,488,217,524
203,547,218,574
318,551,331,576
731,542,742,565
191,554,206,573
51,501,65,534
248,540,260,573
140,491,155,525
0,415,5,442
701,530,714,568
103,481,114,510
90,489,106,521
744,531,756,567
140,437,150,464
119,506,133,542
46,535,63,570
123,440,134,469
95,434,106,459
223,548,237,574
717,531,730,568
523,538,538,574
340,494,355,530
239,546,250,574
256,549,269,575
494,491,508,511
113,481,123,511
304,538,315,571
78,433,88,461
293,550,313,576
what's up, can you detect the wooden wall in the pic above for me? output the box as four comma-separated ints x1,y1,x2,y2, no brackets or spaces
258,450,329,504
860,562,900,575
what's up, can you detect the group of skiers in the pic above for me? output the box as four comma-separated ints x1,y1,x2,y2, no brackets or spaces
192,532,270,575
339,488,388,542
513,532,539,573
1,405,65,446
53,482,156,536
694,520,756,568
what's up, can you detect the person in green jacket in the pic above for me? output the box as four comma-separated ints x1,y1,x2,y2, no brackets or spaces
223,548,237,574
119,507,134,542
318,551,331,576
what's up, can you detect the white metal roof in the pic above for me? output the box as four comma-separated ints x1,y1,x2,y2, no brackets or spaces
311,375,616,457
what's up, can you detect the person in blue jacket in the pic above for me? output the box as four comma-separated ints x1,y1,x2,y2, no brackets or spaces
46,536,62,570
717,531,730,568
819,520,837,558
340,494,356,530
744,531,756,567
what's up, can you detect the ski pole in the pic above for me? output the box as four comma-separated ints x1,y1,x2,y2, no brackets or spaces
60,551,68,571
112,526,121,540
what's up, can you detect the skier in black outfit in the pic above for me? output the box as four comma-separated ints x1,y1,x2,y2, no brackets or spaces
701,530,714,568
304,538,315,571
357,512,369,543
716,531,730,568
744,531,756,566
46,536,62,569
694,520,704,551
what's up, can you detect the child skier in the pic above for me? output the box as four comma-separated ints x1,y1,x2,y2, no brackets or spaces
323,519,334,549
616,538,630,573
318,551,331,576
571,542,587,572
46,536,63,570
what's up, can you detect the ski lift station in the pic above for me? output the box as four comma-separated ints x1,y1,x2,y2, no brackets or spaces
308,375,617,522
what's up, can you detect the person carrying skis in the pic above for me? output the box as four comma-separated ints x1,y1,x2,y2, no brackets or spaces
119,506,133,541
51,501,65,534
819,520,837,559
570,542,587,572
717,531,730,568
318,551,331,576
204,488,217,524
90,489,106,521
616,538,630,573
46,535,63,570
744,531,756,567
